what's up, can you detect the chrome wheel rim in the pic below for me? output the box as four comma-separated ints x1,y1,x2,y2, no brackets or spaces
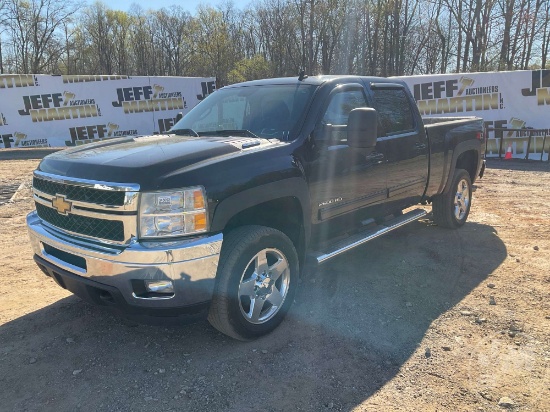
238,248,290,324
454,178,470,221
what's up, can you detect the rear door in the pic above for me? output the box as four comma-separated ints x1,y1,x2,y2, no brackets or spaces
369,83,428,210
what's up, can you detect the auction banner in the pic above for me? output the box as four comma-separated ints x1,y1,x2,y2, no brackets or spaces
0,75,216,149
397,70,550,160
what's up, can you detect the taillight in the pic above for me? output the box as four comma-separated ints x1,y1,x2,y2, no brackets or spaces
476,131,483,140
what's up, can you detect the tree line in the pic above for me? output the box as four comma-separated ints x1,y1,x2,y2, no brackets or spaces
1,0,549,84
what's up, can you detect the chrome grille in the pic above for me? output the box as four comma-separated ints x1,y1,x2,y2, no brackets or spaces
32,171,139,244
33,177,126,206
36,203,124,241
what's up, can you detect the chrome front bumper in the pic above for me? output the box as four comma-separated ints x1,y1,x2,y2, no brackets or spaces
27,211,223,310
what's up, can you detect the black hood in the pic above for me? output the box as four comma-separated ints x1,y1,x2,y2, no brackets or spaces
38,135,254,189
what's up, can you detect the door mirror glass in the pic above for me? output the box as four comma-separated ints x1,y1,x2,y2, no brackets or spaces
347,108,378,149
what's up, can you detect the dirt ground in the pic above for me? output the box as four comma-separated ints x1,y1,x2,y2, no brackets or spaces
0,157,548,412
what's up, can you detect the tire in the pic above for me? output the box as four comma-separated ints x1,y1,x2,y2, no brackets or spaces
432,168,472,229
208,225,298,340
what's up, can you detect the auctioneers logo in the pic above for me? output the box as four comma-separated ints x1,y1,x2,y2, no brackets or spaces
107,123,138,138
413,76,503,115
0,131,48,148
485,117,527,140
17,91,101,122
112,84,187,114
521,70,550,105
506,118,526,138
485,117,550,157
66,122,138,146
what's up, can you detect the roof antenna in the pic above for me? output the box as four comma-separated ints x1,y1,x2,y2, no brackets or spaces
298,69,308,81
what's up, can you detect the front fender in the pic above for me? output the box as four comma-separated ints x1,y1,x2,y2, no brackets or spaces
210,177,311,245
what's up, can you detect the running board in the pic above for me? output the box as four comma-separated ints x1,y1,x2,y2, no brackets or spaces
313,209,427,264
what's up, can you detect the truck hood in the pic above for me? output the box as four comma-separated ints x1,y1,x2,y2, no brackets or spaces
38,134,272,189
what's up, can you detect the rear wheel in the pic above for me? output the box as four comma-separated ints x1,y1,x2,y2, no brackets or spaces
208,226,298,340
432,168,472,229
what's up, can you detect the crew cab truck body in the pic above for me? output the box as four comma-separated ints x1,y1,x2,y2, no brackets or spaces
27,76,485,340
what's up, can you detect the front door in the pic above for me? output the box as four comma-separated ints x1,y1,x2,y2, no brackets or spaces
307,84,387,240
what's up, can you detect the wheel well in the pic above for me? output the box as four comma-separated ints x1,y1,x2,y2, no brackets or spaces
223,197,305,261
455,150,478,182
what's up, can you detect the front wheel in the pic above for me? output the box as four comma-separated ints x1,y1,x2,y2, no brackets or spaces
208,226,298,340
432,168,472,229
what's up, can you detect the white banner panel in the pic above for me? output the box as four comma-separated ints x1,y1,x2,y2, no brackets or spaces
397,70,550,160
0,75,216,149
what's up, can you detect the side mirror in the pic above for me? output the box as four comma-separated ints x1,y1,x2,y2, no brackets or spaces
347,107,378,149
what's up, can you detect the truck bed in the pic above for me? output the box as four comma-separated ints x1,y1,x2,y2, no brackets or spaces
423,116,484,197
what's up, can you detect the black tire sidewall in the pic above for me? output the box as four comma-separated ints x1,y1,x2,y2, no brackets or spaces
221,228,298,339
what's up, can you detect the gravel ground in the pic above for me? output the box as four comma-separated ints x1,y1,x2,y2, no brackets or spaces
0,157,548,411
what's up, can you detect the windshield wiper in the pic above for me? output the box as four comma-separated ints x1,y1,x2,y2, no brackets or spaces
170,128,199,137
198,129,261,138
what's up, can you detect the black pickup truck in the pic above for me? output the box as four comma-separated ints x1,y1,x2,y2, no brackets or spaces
27,75,485,340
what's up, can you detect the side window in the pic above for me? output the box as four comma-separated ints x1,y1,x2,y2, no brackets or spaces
372,88,415,136
318,89,368,144
322,89,368,125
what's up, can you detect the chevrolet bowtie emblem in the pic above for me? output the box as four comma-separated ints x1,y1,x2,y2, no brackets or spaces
52,195,72,215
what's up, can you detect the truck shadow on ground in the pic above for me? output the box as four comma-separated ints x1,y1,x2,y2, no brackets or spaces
0,220,506,412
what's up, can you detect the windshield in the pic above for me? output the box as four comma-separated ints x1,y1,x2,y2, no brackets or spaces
171,84,317,140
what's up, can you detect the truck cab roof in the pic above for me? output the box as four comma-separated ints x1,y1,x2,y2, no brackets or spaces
223,75,406,88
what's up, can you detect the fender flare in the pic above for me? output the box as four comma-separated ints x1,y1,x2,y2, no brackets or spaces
440,139,481,194
210,177,311,246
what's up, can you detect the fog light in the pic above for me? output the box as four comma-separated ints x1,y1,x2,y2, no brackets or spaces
144,280,174,294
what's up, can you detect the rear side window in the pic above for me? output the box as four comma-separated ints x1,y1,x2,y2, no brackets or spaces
372,88,415,136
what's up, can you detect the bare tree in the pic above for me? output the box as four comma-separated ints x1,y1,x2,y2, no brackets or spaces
80,2,115,74
5,0,81,73
190,6,235,85
0,0,7,73
153,7,193,76
542,1,550,68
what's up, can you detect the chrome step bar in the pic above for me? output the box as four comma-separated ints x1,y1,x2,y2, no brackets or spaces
314,208,427,264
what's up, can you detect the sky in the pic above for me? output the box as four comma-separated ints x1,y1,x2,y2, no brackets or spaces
93,0,251,13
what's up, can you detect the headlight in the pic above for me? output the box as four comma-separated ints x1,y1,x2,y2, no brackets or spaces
139,187,208,238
